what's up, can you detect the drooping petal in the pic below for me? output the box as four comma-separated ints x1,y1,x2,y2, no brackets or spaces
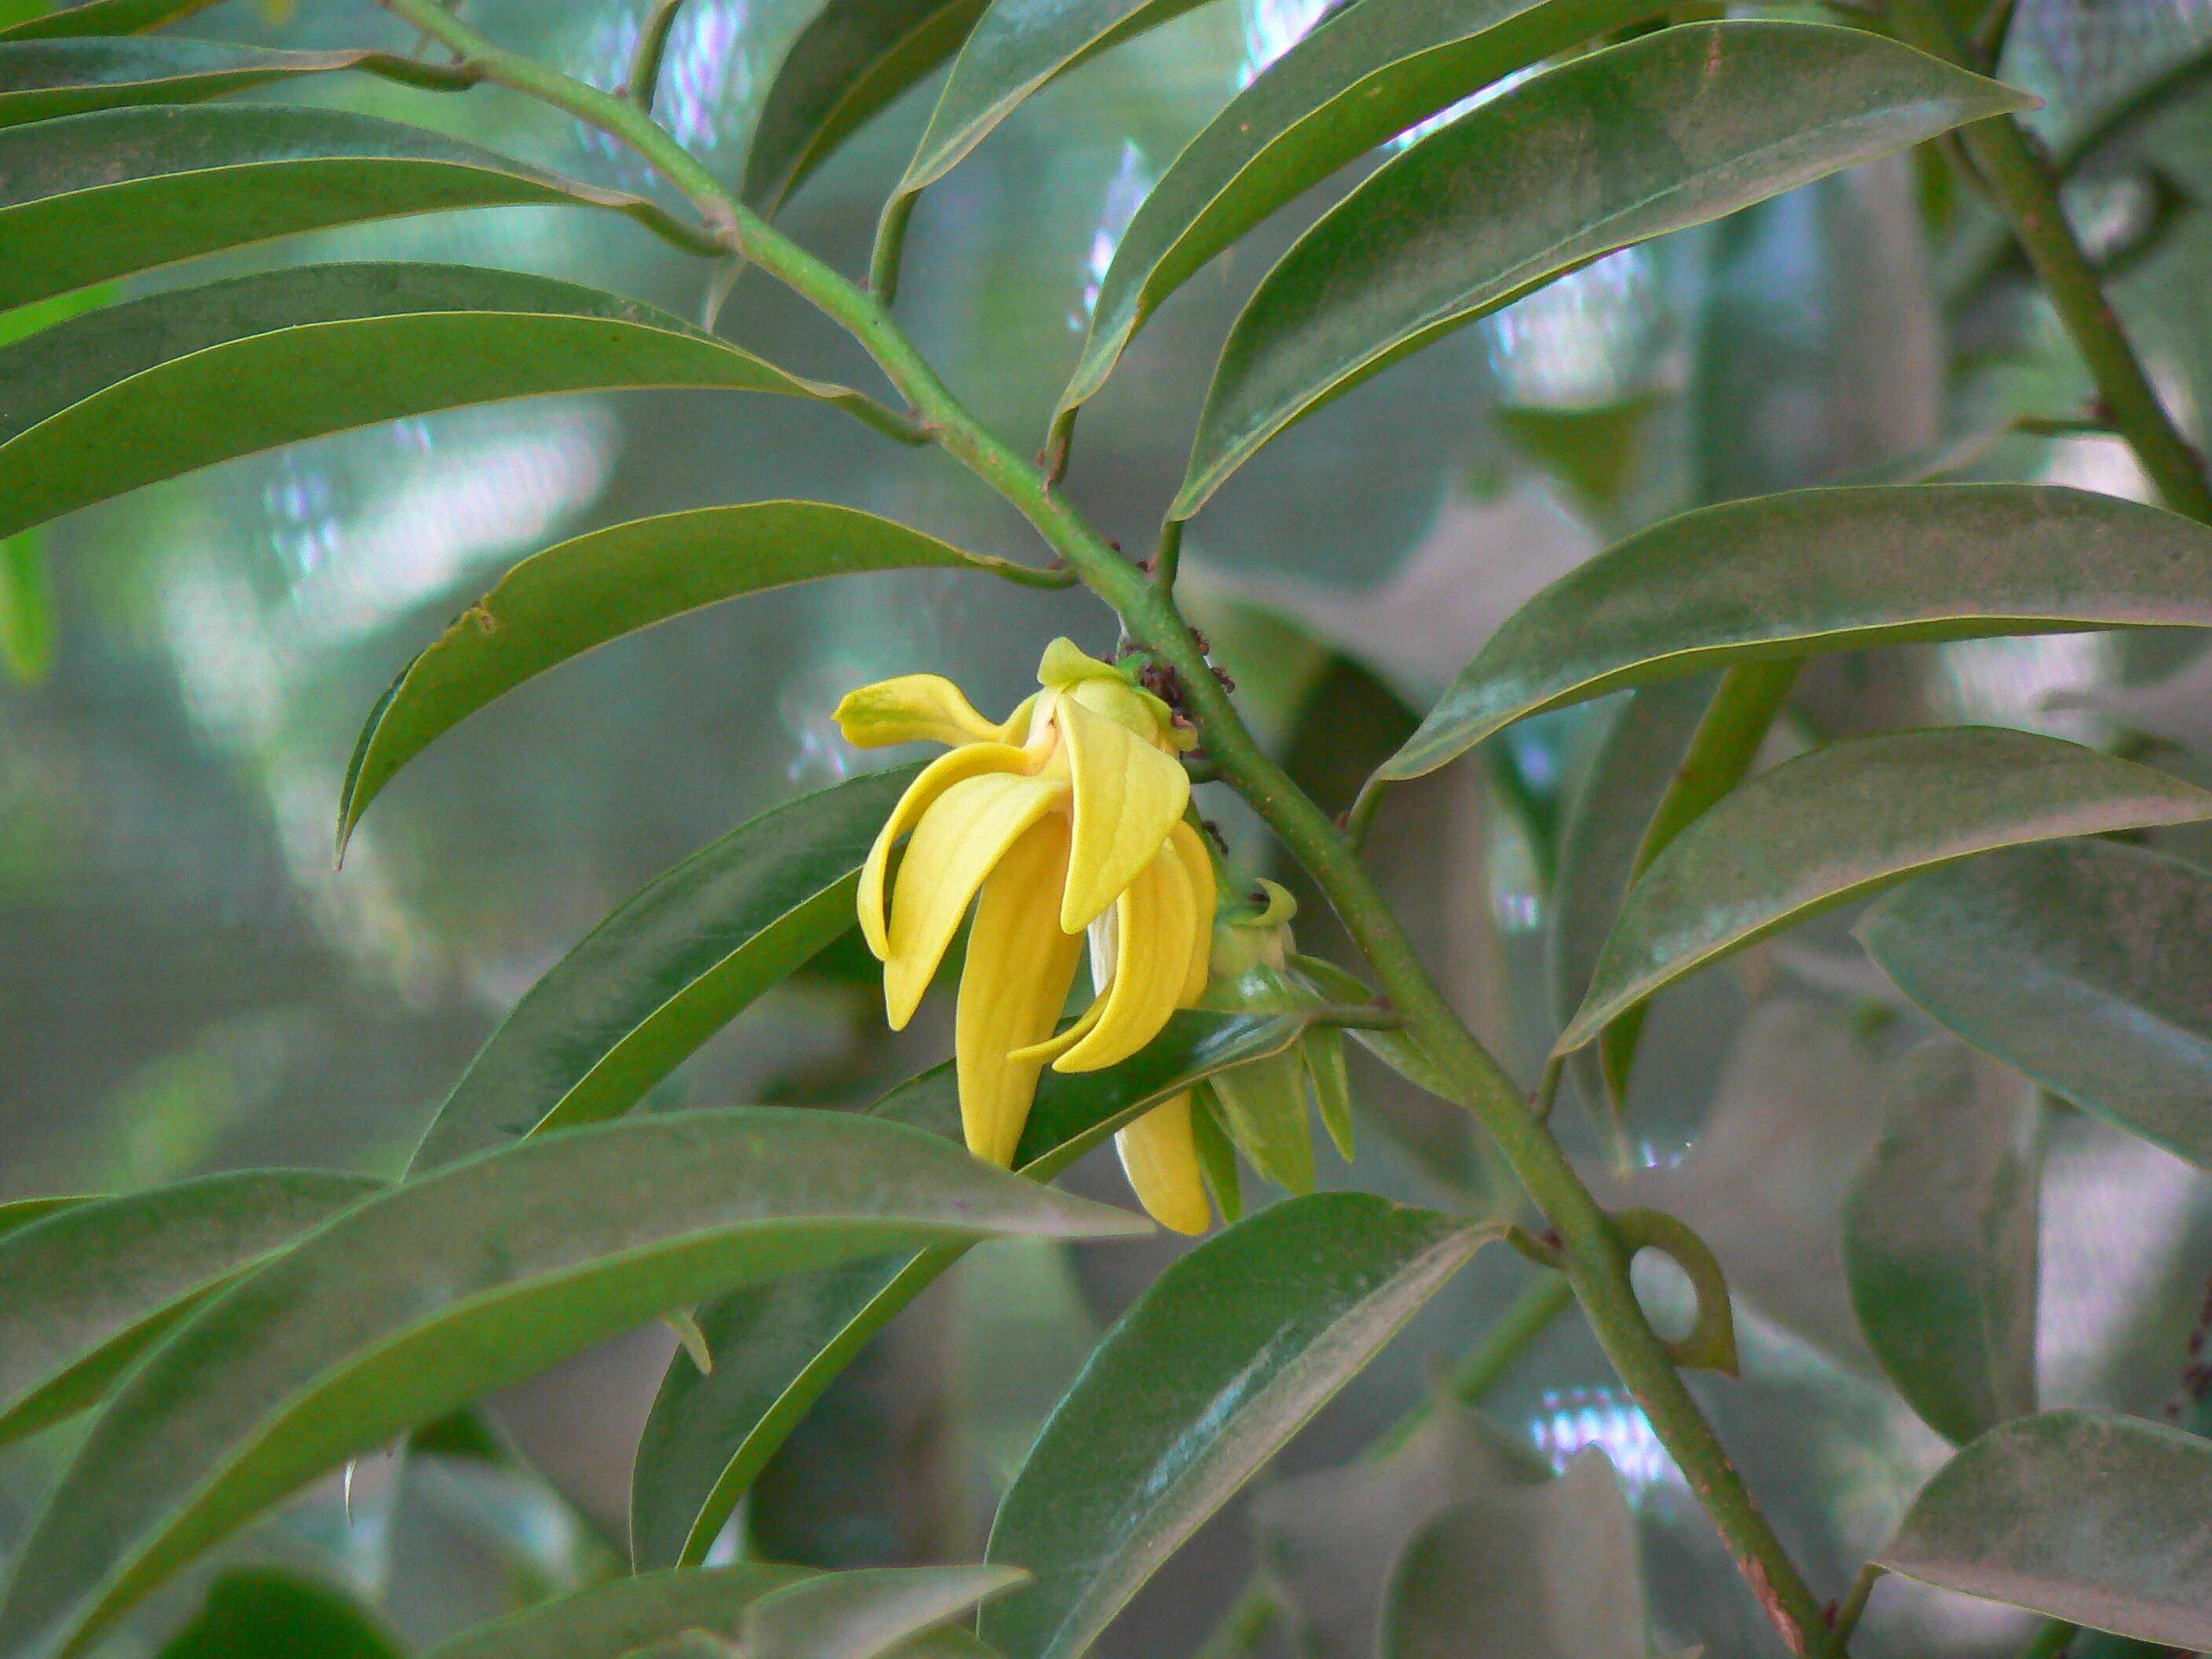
836,674,1005,749
958,816,1085,1166
858,742,1032,959
1057,694,1191,932
1115,1094,1211,1234
1053,840,1196,1073
883,771,1064,1027
1167,819,1217,1004
1037,636,1123,689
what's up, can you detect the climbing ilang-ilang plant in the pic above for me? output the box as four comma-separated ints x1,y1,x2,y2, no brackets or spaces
14,0,2212,1654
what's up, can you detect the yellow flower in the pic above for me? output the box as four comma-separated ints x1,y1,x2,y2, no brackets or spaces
837,639,1218,1232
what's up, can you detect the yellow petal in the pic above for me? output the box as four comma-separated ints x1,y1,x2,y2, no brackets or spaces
836,674,1005,749
883,771,1064,1027
958,817,1085,1166
858,742,1031,960
1057,695,1191,932
1053,841,1195,1073
1037,636,1122,689
994,691,1043,745
1115,1094,1211,1234
1167,819,1217,1005
1009,994,1104,1067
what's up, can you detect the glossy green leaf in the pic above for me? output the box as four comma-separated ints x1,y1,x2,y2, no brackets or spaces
0,105,710,314
982,1192,1502,1659
0,1110,1148,1659
1173,23,2031,518
1844,1040,2041,1445
0,40,474,127
0,1168,381,1448
427,1564,810,1659
157,1568,405,1659
0,261,873,547
1878,1409,2212,1647
629,1009,1308,1569
340,505,1040,848
742,0,990,212
1383,485,2212,782
1859,839,2212,1170
742,1566,1025,1659
1556,727,2212,1053
1060,0,1663,413
0,0,218,38
1380,1450,1643,1659
408,766,921,1174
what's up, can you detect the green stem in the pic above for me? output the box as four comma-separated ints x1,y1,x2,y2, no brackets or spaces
1153,517,1184,595
627,0,689,111
1889,0,2212,525
872,192,919,304
371,7,1838,1647
1817,1563,1883,1657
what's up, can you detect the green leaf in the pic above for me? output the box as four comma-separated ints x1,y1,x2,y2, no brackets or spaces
628,1009,1308,1569
1171,23,2031,518
0,531,56,684
1382,485,2212,782
1290,953,1460,1104
1556,727,2212,1053
0,40,474,127
0,1193,94,1240
1844,1040,2041,1446
0,1168,382,1448
1060,0,1664,413
0,1109,1148,1659
426,1564,809,1659
406,765,921,1175
0,104,712,314
1859,839,2212,1170
0,261,876,546
981,1192,1501,1659
157,1568,405,1659
1878,1409,2212,1647
339,505,1037,849
742,0,991,213
742,1566,1026,1659
0,0,218,38
1379,1451,1643,1659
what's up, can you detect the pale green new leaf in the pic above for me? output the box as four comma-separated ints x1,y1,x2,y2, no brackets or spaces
1556,727,2212,1053
1174,24,2031,517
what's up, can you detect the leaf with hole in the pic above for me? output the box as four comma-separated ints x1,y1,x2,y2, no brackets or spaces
1556,727,2212,1054
629,1009,1310,1569
1173,23,2031,517
981,1192,1502,1659
0,104,709,313
1844,1040,2041,1445
0,1109,1148,1659
1380,483,2212,780
0,261,881,546
0,1168,381,1449
0,40,474,127
1878,1409,2212,1647
1859,838,2212,1170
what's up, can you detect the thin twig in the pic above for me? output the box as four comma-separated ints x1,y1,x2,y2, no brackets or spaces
627,0,689,112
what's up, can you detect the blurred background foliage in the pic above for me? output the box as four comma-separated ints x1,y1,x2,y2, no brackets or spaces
9,1,2212,1654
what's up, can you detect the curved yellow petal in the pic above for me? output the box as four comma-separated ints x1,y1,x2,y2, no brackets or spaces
1037,636,1122,689
1057,695,1191,932
958,817,1085,1166
1053,841,1194,1073
836,674,1005,749
1167,819,1218,1005
858,742,1031,960
1115,1095,1211,1234
883,772,1063,1027
1009,994,1104,1067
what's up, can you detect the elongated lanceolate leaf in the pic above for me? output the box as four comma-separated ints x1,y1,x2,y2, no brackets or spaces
0,262,872,546
742,0,991,212
1383,485,2212,782
1844,1041,2040,1446
0,1168,382,1448
1879,1410,2212,1647
1173,23,2030,517
408,764,923,1174
158,1569,404,1659
0,40,474,128
0,0,218,38
0,1110,1147,1659
1061,0,1664,413
0,1193,93,1239
982,1193,1501,1659
741,1566,1026,1659
425,1565,811,1659
630,1009,1309,1569
0,105,709,314
339,505,1040,849
1555,727,2212,1053
1859,839,2212,1170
